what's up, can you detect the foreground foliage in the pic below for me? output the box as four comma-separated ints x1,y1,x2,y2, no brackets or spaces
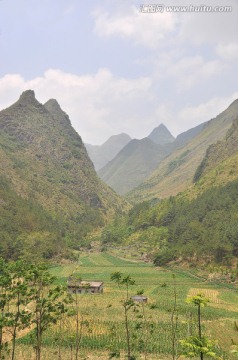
0,259,67,360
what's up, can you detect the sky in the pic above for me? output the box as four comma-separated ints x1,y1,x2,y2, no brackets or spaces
0,0,238,145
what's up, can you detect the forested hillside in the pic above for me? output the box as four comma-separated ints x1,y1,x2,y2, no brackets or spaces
101,180,238,266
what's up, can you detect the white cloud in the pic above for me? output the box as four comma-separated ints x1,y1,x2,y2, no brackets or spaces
0,69,155,144
0,74,26,109
177,93,238,132
91,1,238,97
178,0,238,45
154,55,223,92
93,5,177,48
0,68,237,145
216,42,238,61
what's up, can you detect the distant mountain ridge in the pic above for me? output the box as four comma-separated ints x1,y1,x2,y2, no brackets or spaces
85,133,131,170
98,137,167,195
147,123,175,145
96,121,207,195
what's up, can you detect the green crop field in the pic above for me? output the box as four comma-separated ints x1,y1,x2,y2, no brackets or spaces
18,253,238,359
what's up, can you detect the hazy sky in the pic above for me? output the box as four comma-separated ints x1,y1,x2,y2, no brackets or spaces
0,0,238,144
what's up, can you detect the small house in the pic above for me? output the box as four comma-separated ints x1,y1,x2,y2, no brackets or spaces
67,277,103,294
131,295,148,304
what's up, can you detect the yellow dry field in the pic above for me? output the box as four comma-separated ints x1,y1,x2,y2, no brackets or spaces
11,345,173,360
188,287,238,313
188,288,221,303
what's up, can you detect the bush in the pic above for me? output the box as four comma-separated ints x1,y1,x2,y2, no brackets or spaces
154,249,177,266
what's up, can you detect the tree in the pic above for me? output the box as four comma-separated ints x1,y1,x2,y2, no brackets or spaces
7,261,32,360
0,258,12,359
111,272,135,360
171,274,179,360
27,264,66,360
180,294,220,359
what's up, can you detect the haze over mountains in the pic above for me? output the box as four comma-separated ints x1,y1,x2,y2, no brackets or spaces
92,122,206,195
85,133,131,170
85,99,238,198
98,137,167,195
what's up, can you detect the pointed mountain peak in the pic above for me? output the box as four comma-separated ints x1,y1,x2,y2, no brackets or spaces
148,123,175,145
20,89,35,100
44,98,61,110
44,98,71,128
158,123,168,129
102,133,131,146
18,89,39,106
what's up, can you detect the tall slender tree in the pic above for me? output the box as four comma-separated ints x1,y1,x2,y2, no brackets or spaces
111,272,135,360
7,261,31,360
27,264,66,360
0,258,11,359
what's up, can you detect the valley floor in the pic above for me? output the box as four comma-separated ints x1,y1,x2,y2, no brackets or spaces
14,252,238,359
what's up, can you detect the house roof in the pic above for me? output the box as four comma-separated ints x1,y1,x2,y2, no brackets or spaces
67,278,103,288
81,281,103,287
131,295,147,300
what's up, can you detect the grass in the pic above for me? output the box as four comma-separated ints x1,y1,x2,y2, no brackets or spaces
16,252,238,359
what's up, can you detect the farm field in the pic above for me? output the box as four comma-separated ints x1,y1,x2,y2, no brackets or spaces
18,252,238,359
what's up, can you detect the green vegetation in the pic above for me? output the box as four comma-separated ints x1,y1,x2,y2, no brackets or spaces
0,175,66,261
194,116,238,182
0,259,67,360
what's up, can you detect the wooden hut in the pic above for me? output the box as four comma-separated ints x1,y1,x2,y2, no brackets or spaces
131,295,148,303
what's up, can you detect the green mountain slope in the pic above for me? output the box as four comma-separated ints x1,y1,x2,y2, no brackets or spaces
0,90,127,260
98,138,167,195
194,114,238,182
127,99,238,203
